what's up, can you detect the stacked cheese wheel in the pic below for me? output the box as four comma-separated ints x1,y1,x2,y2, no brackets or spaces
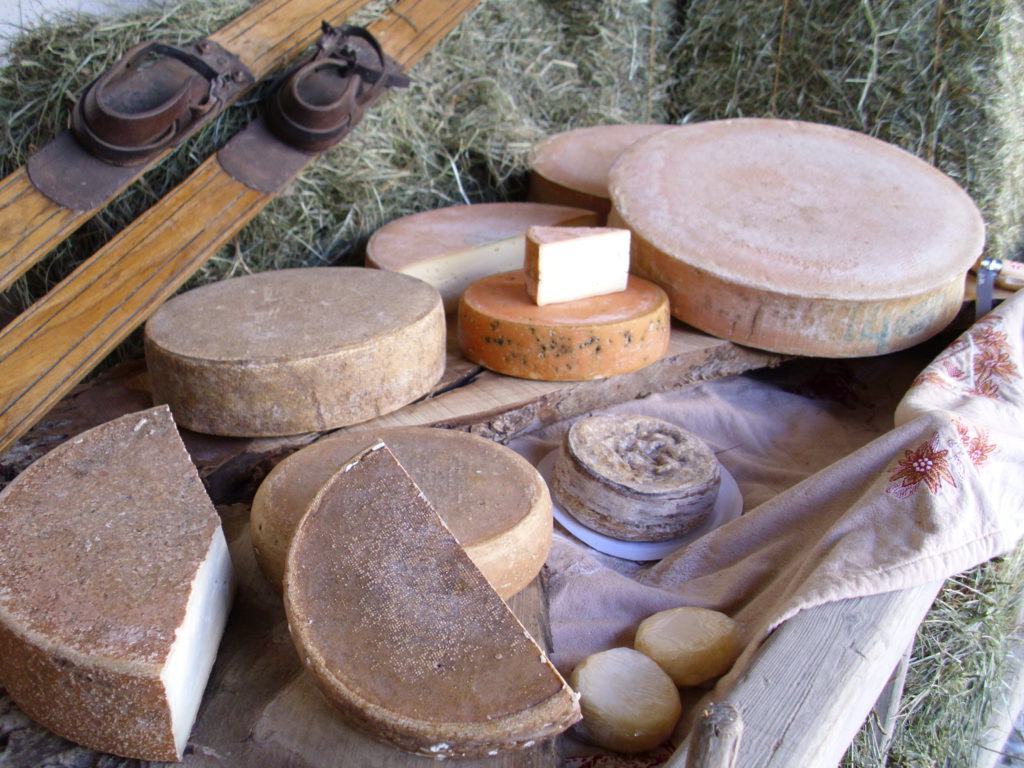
529,120,985,357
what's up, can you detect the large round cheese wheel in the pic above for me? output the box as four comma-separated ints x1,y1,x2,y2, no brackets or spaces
283,443,580,758
609,118,986,357
365,202,597,311
251,426,552,599
458,270,670,381
145,267,445,437
0,406,232,761
527,124,671,220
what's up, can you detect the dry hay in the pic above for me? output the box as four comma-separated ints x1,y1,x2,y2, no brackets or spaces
2,0,1024,766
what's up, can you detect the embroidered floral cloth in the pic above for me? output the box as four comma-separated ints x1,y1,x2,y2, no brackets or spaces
511,290,1024,765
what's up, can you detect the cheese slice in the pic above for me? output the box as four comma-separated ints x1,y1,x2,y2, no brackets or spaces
282,442,580,759
609,119,986,357
0,405,233,761
251,426,551,598
365,202,597,311
145,267,444,437
524,225,630,305
458,270,670,381
528,124,672,221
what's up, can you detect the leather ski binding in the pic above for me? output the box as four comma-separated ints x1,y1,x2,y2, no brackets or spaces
264,22,409,153
72,39,252,166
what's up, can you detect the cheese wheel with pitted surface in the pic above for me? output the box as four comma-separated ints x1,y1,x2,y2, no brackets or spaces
458,270,670,381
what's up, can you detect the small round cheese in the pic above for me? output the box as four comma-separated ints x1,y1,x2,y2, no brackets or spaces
634,606,743,687
251,426,551,599
569,647,681,753
145,267,444,437
458,270,670,381
552,414,720,541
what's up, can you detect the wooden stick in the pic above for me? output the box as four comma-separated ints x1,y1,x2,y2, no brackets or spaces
684,703,743,768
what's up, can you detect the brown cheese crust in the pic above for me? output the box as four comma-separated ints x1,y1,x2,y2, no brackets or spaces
552,414,720,541
608,118,986,357
283,443,580,758
458,270,670,381
527,124,672,221
251,426,552,598
0,406,224,761
145,267,445,436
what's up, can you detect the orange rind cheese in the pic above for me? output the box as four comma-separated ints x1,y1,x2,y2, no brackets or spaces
458,270,670,381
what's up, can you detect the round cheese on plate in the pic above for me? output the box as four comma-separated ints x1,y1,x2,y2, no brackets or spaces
252,426,551,599
551,413,720,541
609,118,986,357
458,270,670,381
145,267,444,437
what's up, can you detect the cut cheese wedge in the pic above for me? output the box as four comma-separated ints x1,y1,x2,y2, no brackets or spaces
365,202,597,311
145,267,444,437
528,124,672,221
458,270,670,381
282,442,581,759
251,426,552,598
525,225,630,305
609,118,986,357
0,405,233,761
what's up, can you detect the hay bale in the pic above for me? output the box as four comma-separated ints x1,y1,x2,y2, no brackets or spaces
671,0,1024,265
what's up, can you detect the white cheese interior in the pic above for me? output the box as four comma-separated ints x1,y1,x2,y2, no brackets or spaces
528,228,629,306
401,235,525,311
161,529,234,758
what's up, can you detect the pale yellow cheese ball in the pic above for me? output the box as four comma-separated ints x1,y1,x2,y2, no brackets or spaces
634,606,742,687
569,647,682,753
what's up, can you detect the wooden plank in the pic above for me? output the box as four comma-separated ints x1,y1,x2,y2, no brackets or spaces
667,581,944,768
0,0,483,458
0,0,373,295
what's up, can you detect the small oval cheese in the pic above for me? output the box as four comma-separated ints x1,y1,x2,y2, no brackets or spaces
0,406,233,761
458,270,670,381
251,426,551,598
552,414,720,541
528,124,672,220
569,647,681,753
283,442,580,759
609,118,986,357
365,202,597,310
634,606,743,687
145,267,445,437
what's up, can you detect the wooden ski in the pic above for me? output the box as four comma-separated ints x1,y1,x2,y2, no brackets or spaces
0,0,378,295
0,0,482,457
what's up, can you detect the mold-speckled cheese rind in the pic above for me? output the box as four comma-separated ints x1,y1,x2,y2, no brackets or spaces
552,414,720,542
283,443,580,759
251,426,552,598
458,270,670,381
608,118,986,357
0,405,231,761
144,268,445,437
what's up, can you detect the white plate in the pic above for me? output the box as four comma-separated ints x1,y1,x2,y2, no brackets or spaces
537,450,743,561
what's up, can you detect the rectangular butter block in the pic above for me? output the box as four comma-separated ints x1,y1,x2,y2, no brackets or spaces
524,225,630,306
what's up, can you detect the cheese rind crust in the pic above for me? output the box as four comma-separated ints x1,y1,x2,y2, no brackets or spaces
552,414,720,541
251,426,552,598
0,406,231,761
283,443,580,758
145,268,445,436
458,270,670,381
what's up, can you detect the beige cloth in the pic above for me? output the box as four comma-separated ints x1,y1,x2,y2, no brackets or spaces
512,291,1024,760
